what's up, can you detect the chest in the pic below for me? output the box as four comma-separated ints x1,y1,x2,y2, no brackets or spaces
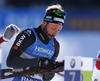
24,38,55,59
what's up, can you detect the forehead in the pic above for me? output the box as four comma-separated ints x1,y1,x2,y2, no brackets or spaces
48,23,62,29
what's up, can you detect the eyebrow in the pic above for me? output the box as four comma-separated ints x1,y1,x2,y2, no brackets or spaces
52,26,62,31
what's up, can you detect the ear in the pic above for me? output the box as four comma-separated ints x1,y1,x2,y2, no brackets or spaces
41,21,47,29
42,21,47,26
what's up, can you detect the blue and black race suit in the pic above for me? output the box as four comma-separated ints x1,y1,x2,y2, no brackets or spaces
7,25,60,81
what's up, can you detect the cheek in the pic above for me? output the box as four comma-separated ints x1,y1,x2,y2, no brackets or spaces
47,30,51,34
48,28,54,34
47,27,51,33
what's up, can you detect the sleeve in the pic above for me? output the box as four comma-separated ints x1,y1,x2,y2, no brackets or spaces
6,29,38,68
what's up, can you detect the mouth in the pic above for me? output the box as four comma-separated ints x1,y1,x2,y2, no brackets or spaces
48,34,54,39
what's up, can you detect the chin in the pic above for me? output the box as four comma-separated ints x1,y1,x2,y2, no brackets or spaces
47,37,51,40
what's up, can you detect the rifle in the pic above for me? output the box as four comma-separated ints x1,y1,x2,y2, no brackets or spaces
1,61,64,79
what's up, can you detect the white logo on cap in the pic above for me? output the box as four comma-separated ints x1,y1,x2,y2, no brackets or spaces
54,17,64,23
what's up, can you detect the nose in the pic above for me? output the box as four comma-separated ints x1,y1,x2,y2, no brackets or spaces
53,30,59,36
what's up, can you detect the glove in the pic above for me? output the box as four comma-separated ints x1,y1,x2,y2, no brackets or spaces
38,57,55,70
3,24,20,41
43,73,55,81
54,61,64,68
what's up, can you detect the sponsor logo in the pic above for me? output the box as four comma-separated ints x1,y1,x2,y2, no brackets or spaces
44,60,49,65
46,16,52,19
81,61,83,67
13,46,18,50
34,46,54,55
16,34,26,47
70,59,75,68
40,33,45,40
44,19,52,21
58,22,63,25
24,30,31,36
14,34,26,50
21,76,33,81
54,17,64,23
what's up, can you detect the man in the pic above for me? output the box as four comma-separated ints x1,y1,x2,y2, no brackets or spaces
0,24,20,47
7,4,65,81
92,51,100,81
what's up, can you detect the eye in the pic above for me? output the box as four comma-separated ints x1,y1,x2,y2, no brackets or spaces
58,29,60,31
52,27,56,30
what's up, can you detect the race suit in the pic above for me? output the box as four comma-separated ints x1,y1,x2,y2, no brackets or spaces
92,51,100,81
7,26,60,81
0,37,4,47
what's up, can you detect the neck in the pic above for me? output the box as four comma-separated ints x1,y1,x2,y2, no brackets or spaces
35,26,50,44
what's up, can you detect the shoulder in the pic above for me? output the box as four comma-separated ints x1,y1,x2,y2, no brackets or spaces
54,38,60,47
18,28,35,38
15,28,36,44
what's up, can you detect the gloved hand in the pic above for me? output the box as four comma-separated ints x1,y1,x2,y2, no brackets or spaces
38,57,55,70
43,73,55,81
3,24,20,41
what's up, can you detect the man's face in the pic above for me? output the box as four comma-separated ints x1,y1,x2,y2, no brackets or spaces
42,22,62,40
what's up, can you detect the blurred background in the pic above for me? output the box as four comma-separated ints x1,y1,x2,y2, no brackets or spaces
0,0,100,81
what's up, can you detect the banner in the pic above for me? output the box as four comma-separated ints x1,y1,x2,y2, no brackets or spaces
81,57,93,81
64,56,81,81
64,56,93,81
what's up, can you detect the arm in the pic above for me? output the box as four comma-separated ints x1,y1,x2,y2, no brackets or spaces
6,29,38,68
